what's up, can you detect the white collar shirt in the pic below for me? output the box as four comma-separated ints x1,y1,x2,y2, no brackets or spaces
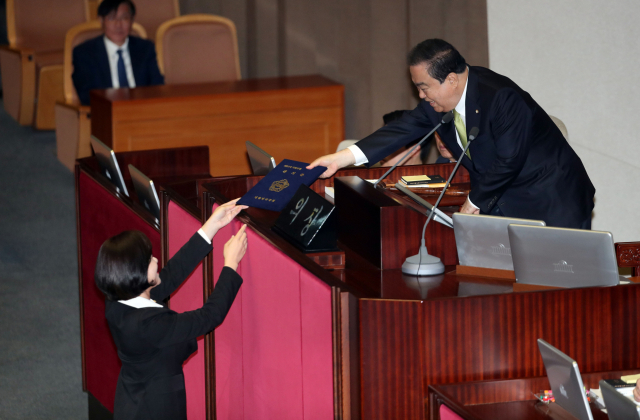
103,36,136,89
119,296,163,309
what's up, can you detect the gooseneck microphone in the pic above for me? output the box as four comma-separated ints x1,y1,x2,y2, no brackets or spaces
400,126,479,276
373,111,454,188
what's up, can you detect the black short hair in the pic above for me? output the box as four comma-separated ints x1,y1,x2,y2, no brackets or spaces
94,230,155,301
407,39,466,83
97,0,136,18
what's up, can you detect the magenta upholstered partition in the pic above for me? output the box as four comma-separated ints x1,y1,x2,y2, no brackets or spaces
166,201,206,420
212,205,335,419
78,172,161,412
440,404,465,420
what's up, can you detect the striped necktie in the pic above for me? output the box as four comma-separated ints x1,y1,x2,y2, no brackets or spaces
453,109,470,159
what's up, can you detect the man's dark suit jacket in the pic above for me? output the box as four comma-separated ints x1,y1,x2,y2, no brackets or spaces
105,233,242,420
72,35,164,106
356,66,595,229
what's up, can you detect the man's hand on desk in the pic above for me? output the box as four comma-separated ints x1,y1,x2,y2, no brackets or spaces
634,379,640,402
307,149,356,178
460,197,480,214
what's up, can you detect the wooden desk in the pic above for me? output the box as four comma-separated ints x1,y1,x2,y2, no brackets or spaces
89,75,344,177
197,163,640,420
79,158,640,420
428,369,640,420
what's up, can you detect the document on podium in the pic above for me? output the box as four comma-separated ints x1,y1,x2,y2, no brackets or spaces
238,159,326,212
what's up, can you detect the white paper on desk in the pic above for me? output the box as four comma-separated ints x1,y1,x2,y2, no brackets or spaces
325,187,335,198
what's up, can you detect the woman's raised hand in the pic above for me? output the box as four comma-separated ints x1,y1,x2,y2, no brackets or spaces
201,198,248,240
224,224,248,271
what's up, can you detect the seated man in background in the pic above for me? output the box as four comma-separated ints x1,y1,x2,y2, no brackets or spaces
379,110,455,167
72,0,164,106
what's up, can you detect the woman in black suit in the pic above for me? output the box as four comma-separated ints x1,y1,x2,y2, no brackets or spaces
94,199,248,420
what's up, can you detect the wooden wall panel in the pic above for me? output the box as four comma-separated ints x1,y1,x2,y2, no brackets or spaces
178,0,488,139
359,283,640,420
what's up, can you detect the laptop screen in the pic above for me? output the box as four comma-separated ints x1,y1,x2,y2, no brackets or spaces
538,339,593,420
90,135,129,197
453,213,545,270
246,141,277,175
508,225,619,287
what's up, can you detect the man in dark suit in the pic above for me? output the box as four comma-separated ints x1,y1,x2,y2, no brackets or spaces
72,0,163,106
308,39,595,229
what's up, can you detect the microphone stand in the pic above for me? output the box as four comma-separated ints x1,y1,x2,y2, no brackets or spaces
373,111,454,189
401,126,479,276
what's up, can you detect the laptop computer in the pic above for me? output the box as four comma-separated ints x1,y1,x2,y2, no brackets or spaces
246,141,277,175
508,224,620,287
90,135,129,197
600,380,640,419
128,164,160,221
537,338,593,420
453,213,545,270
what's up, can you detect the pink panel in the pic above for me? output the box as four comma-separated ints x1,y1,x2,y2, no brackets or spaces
79,172,161,412
167,201,205,420
213,208,245,420
241,226,304,418
213,215,335,419
440,404,465,420
299,269,334,420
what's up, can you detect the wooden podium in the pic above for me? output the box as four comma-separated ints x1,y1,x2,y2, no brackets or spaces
89,75,344,177
77,157,640,420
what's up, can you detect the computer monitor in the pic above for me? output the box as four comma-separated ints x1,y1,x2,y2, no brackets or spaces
90,135,129,197
453,213,545,270
246,141,277,175
128,164,160,222
538,338,593,420
508,224,620,287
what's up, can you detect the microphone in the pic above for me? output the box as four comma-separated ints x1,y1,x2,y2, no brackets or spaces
373,111,454,188
400,126,479,276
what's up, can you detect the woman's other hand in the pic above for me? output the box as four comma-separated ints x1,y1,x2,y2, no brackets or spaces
201,198,248,240
224,224,248,271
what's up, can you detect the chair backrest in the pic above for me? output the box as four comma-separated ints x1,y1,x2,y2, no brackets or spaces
62,21,147,105
156,14,241,85
615,242,640,277
6,0,89,53
549,115,569,140
128,0,179,41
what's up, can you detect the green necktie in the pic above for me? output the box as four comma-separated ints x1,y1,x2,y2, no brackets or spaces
453,109,470,159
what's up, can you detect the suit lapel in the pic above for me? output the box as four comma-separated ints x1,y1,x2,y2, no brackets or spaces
95,37,113,87
465,67,482,145
128,36,141,84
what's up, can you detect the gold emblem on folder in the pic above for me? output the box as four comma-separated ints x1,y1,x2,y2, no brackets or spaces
269,179,290,192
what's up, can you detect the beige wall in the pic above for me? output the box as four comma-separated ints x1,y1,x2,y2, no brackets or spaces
487,0,640,241
179,0,488,139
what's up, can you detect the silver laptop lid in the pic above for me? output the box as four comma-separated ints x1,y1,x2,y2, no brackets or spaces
453,213,545,270
537,339,593,420
508,224,619,287
600,380,640,420
128,164,160,221
90,135,129,197
246,141,277,175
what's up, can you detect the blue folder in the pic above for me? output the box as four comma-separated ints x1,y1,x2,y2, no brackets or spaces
237,159,326,211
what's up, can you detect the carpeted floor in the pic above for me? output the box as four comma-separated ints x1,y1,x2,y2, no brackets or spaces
0,99,88,419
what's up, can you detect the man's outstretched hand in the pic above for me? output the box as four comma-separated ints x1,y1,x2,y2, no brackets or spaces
306,149,356,178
